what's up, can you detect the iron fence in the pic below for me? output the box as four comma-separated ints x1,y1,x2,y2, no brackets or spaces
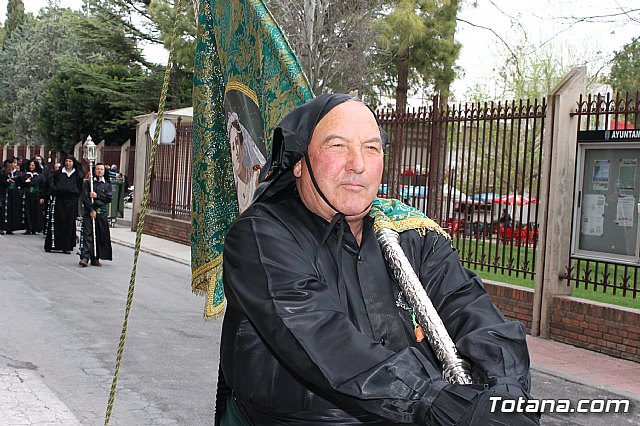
147,118,192,221
378,96,546,279
566,92,640,300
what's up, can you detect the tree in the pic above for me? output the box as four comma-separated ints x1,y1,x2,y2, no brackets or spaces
266,0,384,99
608,38,640,96
82,0,194,108
0,8,94,146
3,0,27,48
147,0,195,109
39,63,160,153
376,0,461,111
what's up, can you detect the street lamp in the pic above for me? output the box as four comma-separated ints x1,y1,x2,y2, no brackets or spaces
83,135,97,258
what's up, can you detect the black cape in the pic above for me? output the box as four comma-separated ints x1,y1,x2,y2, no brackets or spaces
219,191,537,425
44,168,83,252
79,177,113,261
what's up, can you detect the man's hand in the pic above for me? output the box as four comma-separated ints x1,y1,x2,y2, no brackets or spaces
89,191,97,198
90,210,96,219
39,198,44,205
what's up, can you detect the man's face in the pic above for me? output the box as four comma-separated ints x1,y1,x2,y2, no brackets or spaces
295,101,383,220
64,159,73,170
95,165,105,177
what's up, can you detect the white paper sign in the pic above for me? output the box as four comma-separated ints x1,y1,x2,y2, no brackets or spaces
616,196,635,228
581,194,606,236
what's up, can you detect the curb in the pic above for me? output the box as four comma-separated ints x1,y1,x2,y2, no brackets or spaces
530,364,640,403
110,237,191,267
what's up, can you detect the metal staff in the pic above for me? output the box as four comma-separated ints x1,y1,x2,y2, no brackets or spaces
84,136,97,259
376,227,474,385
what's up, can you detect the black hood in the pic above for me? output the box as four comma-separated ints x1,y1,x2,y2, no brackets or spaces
254,93,386,203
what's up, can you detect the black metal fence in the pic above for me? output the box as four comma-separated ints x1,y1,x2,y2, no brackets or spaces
378,96,546,279
147,118,192,221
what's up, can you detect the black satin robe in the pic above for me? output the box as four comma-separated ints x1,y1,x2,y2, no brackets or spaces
79,177,113,261
220,191,534,425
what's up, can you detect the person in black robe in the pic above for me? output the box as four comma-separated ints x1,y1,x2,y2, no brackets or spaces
217,94,539,425
20,159,46,234
0,157,24,235
78,163,113,267
34,155,51,226
44,155,83,253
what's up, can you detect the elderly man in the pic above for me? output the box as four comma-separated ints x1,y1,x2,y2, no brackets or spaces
217,94,539,425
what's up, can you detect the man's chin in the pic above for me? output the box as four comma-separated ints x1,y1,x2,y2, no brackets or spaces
339,202,375,218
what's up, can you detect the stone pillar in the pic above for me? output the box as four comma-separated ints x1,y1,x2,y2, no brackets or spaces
131,113,156,231
73,140,83,161
120,139,131,175
96,140,105,163
532,66,586,338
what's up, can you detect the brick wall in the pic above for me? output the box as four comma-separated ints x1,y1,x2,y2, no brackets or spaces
550,296,640,363
483,281,535,332
143,213,191,246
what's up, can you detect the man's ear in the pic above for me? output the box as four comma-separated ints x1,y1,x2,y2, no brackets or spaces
293,159,303,178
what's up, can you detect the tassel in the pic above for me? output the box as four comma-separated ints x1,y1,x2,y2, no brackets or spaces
411,312,425,343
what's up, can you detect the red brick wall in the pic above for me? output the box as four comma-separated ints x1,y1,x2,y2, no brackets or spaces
143,213,190,246
483,281,535,332
550,296,640,363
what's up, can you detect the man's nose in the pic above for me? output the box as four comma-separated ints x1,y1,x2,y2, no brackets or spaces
346,147,365,173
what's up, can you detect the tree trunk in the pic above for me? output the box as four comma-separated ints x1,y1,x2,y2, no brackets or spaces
170,64,180,110
395,48,409,112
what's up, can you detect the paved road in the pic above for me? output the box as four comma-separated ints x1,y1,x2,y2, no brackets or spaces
0,233,221,425
1,232,638,425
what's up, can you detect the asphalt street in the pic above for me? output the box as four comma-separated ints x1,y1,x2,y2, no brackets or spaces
0,230,638,425
0,232,220,425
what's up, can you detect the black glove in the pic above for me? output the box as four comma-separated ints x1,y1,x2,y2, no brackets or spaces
425,384,540,425
459,387,541,426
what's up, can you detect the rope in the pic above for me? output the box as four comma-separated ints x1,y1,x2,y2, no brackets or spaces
104,0,184,423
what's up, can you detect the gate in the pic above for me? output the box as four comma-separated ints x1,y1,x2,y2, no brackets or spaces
378,96,546,279
147,119,192,221
102,146,121,169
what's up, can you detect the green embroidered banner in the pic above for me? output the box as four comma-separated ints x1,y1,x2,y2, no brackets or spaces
192,0,314,318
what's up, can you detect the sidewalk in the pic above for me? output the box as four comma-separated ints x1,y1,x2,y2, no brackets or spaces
109,216,640,401
109,217,190,266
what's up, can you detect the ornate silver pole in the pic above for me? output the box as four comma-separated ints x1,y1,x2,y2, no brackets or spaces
376,227,474,385
84,136,98,259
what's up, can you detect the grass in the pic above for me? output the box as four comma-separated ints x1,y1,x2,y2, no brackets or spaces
451,236,640,310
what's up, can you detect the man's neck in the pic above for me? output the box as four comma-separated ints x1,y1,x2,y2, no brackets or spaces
346,216,365,245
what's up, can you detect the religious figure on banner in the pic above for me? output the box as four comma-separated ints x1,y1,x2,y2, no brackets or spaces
226,111,265,212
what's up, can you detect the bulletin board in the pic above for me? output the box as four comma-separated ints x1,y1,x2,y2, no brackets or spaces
573,140,640,264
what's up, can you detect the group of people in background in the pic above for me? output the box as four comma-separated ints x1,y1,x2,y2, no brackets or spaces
0,154,113,267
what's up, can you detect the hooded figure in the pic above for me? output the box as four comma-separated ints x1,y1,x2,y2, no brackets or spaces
217,94,538,426
44,154,84,253
0,157,24,234
20,159,46,234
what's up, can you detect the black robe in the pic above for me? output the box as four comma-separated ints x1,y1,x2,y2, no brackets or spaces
21,172,45,233
219,191,537,425
0,169,24,233
79,177,113,261
44,168,83,252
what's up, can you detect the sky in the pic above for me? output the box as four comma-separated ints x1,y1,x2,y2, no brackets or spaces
2,0,639,101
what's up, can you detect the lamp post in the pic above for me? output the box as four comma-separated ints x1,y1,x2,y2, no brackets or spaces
83,136,97,259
